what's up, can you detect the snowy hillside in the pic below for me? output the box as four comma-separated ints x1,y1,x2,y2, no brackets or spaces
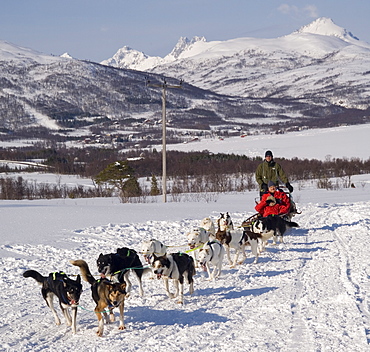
0,40,64,65
1,17,370,144
102,18,370,109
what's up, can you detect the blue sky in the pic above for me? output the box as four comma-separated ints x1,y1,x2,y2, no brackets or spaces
1,1,369,62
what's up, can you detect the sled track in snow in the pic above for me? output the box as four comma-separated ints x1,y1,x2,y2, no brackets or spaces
331,215,370,344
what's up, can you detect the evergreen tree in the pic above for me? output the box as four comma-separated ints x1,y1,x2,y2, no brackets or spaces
94,161,142,201
150,174,160,196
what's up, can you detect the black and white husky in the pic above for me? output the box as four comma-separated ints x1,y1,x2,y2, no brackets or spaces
252,215,299,244
150,253,196,304
242,228,275,263
23,270,82,334
216,212,247,267
198,240,225,280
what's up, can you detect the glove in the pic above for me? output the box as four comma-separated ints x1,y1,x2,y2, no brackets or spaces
275,198,281,204
261,183,268,192
286,182,293,193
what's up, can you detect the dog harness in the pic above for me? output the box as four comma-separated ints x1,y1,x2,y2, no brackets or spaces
48,272,71,305
205,240,222,262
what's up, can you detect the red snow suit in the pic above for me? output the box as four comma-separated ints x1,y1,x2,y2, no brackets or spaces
255,189,291,217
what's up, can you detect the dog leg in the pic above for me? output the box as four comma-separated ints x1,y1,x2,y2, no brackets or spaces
238,244,247,265
272,233,277,245
259,239,266,252
61,304,72,326
249,239,260,264
173,279,180,299
97,318,105,337
118,301,125,330
71,306,78,334
109,307,115,323
231,248,239,268
45,293,61,326
206,262,213,280
95,304,106,337
177,281,184,304
214,259,223,278
102,311,109,324
188,273,194,295
225,247,233,266
136,276,144,297
124,271,132,298
162,277,174,299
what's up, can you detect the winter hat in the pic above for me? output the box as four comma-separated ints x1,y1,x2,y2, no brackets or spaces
268,180,276,188
265,150,273,157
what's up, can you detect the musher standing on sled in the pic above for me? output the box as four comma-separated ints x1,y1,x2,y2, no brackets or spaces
255,150,293,199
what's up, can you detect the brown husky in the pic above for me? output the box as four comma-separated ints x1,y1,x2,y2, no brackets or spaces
70,259,126,337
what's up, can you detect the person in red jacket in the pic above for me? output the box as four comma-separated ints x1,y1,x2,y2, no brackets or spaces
255,181,291,217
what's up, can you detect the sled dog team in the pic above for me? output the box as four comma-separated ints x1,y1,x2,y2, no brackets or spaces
24,213,298,336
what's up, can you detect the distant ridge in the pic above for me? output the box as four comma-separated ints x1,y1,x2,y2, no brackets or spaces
99,17,370,109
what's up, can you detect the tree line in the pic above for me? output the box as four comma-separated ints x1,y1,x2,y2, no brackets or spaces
0,146,369,200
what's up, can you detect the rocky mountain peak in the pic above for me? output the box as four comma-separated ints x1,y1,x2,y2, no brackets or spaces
295,17,359,41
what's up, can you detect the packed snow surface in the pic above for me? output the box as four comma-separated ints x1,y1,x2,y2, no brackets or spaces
1,178,370,351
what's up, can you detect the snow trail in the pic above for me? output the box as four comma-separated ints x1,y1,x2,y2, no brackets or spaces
1,201,370,351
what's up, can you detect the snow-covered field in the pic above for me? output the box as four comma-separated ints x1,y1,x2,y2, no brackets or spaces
1,126,370,351
164,124,370,161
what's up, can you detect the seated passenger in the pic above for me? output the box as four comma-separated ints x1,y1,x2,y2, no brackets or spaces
255,181,291,217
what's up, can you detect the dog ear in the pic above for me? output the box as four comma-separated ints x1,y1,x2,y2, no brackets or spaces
102,280,113,287
120,282,127,292
76,274,81,283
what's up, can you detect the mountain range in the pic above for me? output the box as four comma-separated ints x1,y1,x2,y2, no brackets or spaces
101,17,370,109
0,17,369,147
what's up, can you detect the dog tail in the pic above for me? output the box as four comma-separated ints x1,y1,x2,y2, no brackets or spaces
285,220,299,228
23,269,46,285
70,259,96,285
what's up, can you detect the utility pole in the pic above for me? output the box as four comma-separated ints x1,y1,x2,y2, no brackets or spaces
146,78,182,202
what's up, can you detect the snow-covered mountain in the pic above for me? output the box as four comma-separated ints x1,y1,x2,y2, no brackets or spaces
102,18,370,109
1,18,370,146
100,36,207,71
0,40,64,65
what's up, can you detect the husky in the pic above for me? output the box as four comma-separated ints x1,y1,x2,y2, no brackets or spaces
217,212,234,231
216,212,247,267
70,259,127,337
150,253,196,304
252,215,299,244
186,227,212,267
97,247,150,297
199,217,216,238
23,270,82,334
141,239,167,263
241,228,275,263
198,240,225,280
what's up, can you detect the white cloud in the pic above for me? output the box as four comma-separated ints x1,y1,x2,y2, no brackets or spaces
278,4,318,18
303,5,319,18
